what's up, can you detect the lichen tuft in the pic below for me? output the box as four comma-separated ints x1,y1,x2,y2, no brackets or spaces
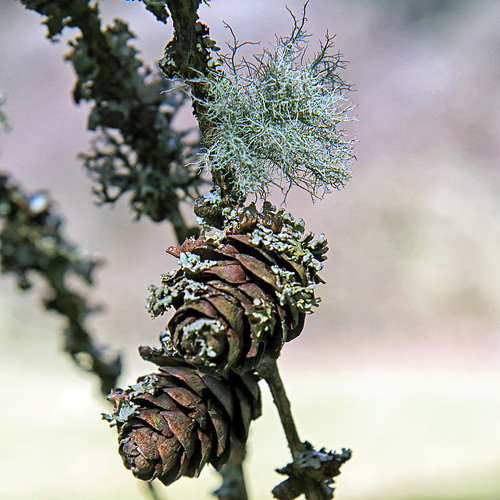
192,9,356,202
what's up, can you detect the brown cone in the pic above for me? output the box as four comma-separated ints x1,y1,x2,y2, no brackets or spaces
147,206,327,372
105,358,261,486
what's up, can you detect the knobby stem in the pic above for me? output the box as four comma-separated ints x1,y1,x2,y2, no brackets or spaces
259,357,302,455
259,357,330,500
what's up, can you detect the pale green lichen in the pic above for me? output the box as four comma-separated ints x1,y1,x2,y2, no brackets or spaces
102,397,139,426
147,277,208,318
246,297,276,338
159,330,179,356
102,374,158,426
129,374,158,396
182,318,223,367
212,203,328,313
202,227,227,247
247,207,328,277
146,253,216,318
178,252,217,273
250,224,320,268
192,11,355,202
271,265,320,315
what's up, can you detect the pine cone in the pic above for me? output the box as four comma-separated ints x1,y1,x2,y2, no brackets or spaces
147,204,328,372
103,357,261,486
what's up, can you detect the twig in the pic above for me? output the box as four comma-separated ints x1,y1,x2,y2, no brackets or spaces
258,357,350,500
161,0,241,207
0,173,121,396
213,440,248,500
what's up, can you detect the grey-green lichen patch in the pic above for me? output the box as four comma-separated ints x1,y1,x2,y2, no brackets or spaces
147,277,208,318
201,227,227,247
191,15,355,202
159,330,179,357
221,202,260,228
147,254,216,319
210,202,327,316
271,265,320,315
152,251,216,285
181,318,223,367
242,206,329,291
178,251,217,272
102,396,139,426
102,374,159,426
219,203,328,275
246,297,276,338
129,374,158,397
250,214,327,270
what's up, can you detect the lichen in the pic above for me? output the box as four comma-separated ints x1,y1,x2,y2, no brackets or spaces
147,277,208,318
181,318,223,367
246,297,276,338
178,251,217,273
191,13,355,202
271,265,320,315
102,394,139,426
129,374,159,396
159,330,179,356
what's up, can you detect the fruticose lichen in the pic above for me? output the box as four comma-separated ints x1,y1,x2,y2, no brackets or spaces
192,13,356,202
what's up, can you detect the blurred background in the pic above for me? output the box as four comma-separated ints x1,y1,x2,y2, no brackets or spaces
1,0,500,498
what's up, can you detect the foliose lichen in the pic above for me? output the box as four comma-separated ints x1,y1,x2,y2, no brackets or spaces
147,277,209,319
181,318,223,367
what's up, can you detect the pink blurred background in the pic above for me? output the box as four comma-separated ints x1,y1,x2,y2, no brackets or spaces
1,1,500,498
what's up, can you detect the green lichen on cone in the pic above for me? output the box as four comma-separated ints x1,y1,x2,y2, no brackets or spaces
103,358,261,486
146,202,328,372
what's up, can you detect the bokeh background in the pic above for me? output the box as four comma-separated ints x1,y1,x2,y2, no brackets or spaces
1,0,500,498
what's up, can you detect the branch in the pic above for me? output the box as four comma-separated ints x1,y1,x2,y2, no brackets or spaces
160,0,242,207
145,482,166,500
257,358,301,454
213,440,248,500
21,0,202,233
258,358,352,500
0,173,121,395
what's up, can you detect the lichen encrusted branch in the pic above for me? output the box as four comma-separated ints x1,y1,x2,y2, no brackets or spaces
158,0,241,207
0,173,121,395
158,0,222,141
21,0,202,240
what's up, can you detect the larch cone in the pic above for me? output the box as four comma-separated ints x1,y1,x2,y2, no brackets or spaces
147,204,328,373
104,357,261,486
